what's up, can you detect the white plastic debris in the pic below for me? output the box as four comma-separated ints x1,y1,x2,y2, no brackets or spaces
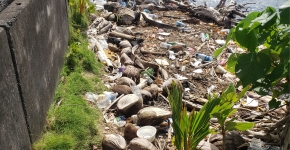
190,59,202,67
193,69,203,73
168,50,176,60
85,92,99,103
215,40,226,45
157,32,171,36
243,96,259,108
155,58,169,66
174,74,188,80
207,85,215,97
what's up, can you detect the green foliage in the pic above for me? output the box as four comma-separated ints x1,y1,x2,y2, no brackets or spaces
168,81,221,150
33,132,76,150
211,84,254,150
214,1,290,108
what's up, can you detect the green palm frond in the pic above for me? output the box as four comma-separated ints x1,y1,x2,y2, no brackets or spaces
168,81,220,150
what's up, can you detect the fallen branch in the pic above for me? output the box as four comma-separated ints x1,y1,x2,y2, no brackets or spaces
140,48,167,55
243,130,279,141
141,12,178,30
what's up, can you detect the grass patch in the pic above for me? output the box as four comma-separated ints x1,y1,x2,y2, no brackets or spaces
33,0,106,149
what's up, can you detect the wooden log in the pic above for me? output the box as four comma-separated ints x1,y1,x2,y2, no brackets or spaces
109,31,135,40
141,12,178,30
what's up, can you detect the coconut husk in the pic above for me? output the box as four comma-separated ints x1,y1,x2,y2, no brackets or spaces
112,85,132,95
102,134,127,150
123,65,140,84
121,53,134,66
116,77,136,87
121,47,132,55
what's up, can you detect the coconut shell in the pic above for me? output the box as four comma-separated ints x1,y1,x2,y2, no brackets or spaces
128,138,157,150
116,77,136,87
102,134,126,150
108,43,120,52
137,107,172,126
124,123,138,141
119,40,132,48
123,65,140,84
117,94,143,117
121,47,132,55
111,85,132,95
144,84,159,100
121,53,134,66
140,89,152,105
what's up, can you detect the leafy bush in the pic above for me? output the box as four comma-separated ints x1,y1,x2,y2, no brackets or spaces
214,1,290,109
211,84,254,150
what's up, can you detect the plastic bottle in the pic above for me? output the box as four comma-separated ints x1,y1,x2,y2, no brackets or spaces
168,42,186,47
97,96,111,109
131,85,143,103
176,21,187,27
143,73,153,84
196,53,213,61
143,9,151,13
160,42,172,49
109,72,122,81
200,33,206,42
118,0,126,7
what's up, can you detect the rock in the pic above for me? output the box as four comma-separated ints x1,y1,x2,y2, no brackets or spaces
209,131,246,150
112,85,132,95
123,65,140,84
124,123,138,141
128,138,157,150
197,141,219,150
137,107,172,126
117,94,143,117
116,77,136,87
102,134,126,150
162,78,183,96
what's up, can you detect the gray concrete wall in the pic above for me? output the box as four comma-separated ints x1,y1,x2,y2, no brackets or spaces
0,0,68,149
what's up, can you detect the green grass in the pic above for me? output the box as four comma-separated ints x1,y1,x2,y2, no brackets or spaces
33,0,107,149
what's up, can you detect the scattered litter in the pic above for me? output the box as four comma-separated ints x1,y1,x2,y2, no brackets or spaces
242,96,259,108
168,50,176,60
85,92,99,103
155,58,169,66
157,32,171,36
193,68,203,73
174,74,188,80
215,40,226,45
196,53,213,62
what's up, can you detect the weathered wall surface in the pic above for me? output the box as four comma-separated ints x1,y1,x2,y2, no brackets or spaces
0,0,68,149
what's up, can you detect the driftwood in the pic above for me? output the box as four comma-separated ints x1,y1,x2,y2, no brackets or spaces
140,48,167,55
109,31,135,40
141,12,178,30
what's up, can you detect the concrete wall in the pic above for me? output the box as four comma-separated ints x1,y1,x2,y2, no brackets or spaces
0,0,68,149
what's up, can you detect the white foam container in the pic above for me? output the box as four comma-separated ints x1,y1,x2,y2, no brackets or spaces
136,126,157,142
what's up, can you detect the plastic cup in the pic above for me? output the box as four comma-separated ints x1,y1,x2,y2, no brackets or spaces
137,126,157,142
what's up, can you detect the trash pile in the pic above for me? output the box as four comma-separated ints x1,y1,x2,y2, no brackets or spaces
85,0,288,149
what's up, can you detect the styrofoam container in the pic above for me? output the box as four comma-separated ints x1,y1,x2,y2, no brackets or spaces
136,126,157,142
